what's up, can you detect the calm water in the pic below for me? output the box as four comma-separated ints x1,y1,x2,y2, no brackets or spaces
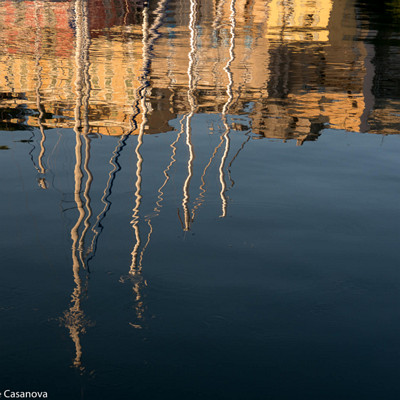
1,0,400,398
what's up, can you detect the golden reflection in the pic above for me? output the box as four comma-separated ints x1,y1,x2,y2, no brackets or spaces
213,0,227,32
268,0,333,42
0,0,393,138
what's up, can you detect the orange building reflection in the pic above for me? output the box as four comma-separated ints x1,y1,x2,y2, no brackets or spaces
0,0,391,142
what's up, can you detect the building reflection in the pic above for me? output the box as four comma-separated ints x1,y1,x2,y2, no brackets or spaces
0,0,395,141
1,0,399,370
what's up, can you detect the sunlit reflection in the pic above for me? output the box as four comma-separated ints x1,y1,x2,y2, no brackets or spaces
0,0,389,139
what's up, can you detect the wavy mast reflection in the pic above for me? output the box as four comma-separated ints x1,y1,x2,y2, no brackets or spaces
219,0,236,218
126,0,238,259
190,0,237,222
130,0,168,273
87,134,127,262
86,18,139,263
190,0,226,221
180,0,199,232
126,0,168,328
34,1,47,190
62,0,92,372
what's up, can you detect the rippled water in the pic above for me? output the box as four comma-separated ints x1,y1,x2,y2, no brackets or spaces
1,0,400,398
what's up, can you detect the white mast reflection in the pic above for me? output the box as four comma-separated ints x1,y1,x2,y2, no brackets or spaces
154,117,185,215
181,0,198,232
129,2,150,275
61,0,92,372
219,0,236,218
130,0,169,273
137,116,186,270
79,0,93,267
86,9,139,262
126,0,168,326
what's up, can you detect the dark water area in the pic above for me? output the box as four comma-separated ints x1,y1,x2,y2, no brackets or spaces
1,0,400,399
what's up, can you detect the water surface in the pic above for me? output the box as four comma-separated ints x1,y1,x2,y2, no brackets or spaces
1,0,400,399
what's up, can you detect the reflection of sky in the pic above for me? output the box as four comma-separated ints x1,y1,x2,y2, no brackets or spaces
245,34,253,49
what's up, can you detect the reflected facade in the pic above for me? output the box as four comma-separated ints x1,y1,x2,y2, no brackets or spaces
1,0,396,141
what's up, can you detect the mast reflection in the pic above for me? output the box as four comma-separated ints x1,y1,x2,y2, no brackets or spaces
34,1,47,189
125,0,169,327
61,0,92,372
180,0,198,232
219,0,236,218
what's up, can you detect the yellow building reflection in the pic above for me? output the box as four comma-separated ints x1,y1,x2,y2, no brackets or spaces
267,0,333,42
0,0,388,141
